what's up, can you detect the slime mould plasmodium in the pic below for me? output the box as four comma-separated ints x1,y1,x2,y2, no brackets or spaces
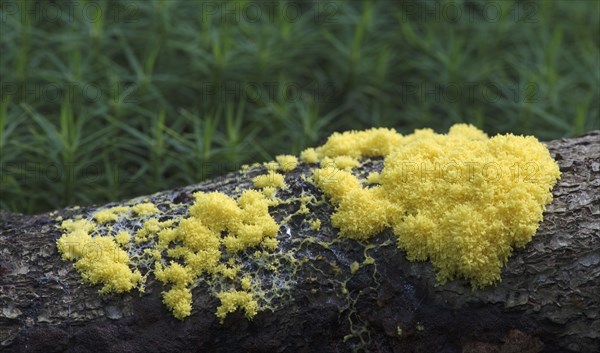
56,124,560,321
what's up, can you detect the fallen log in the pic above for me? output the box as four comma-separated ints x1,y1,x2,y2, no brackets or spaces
0,131,598,353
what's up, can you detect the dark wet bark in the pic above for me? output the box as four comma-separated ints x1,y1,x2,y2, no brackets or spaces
1,131,598,353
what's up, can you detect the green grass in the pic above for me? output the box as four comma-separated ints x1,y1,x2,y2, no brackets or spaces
1,0,598,214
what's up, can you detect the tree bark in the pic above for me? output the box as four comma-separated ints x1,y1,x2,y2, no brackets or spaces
1,131,598,353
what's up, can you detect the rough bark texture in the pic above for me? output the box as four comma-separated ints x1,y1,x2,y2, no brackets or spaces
1,132,598,353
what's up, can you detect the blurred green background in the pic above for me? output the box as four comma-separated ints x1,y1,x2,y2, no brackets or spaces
1,0,598,214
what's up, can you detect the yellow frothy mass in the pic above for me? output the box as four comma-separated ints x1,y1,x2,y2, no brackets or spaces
56,124,560,322
93,206,129,223
275,154,299,172
310,124,560,287
253,171,286,189
57,188,282,320
56,221,143,294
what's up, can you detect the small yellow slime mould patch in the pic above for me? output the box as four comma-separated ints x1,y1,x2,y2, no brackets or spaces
93,206,129,223
309,219,321,231
253,171,286,189
131,202,159,216
313,167,362,204
321,156,360,170
366,172,381,185
315,127,404,159
152,189,280,319
300,147,319,163
275,154,299,172
56,221,143,294
162,287,192,320
216,290,259,322
114,231,132,246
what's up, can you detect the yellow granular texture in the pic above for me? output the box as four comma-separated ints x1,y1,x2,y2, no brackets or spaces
321,156,360,170
313,167,362,204
253,171,286,189
162,287,192,320
265,161,279,172
300,147,319,163
331,187,401,240
56,158,277,321
217,264,240,280
155,262,194,287
366,172,381,185
190,192,242,232
241,276,252,290
114,231,131,246
55,123,561,322
177,218,218,251
261,237,279,250
156,228,178,248
93,206,129,223
316,127,404,159
150,189,278,319
275,154,299,172
226,190,280,252
60,219,95,234
216,290,259,321
260,186,277,198
131,202,159,216
56,221,143,294
135,218,174,244
313,124,560,287
309,219,321,231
